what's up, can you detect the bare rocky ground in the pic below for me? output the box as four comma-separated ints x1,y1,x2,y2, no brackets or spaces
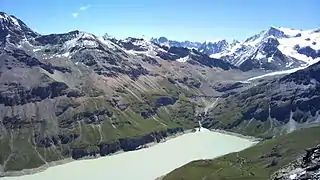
272,144,320,180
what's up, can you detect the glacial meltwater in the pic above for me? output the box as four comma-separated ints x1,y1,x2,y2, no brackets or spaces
2,128,257,180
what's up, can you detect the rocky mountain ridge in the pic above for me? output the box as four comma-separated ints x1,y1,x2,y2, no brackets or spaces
152,26,320,71
212,26,320,71
151,37,238,56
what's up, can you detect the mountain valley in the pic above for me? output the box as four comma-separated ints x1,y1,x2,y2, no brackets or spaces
0,11,320,179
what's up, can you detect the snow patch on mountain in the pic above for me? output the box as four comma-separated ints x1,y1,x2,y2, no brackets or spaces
0,13,25,32
212,26,320,70
122,37,167,57
151,37,232,56
98,36,121,51
243,65,308,83
62,32,99,51
277,29,320,64
176,55,189,63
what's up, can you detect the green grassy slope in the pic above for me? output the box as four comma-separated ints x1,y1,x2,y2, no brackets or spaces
163,126,320,180
0,79,202,172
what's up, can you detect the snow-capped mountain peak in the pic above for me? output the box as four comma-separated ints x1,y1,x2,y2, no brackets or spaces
212,26,320,71
203,39,226,44
151,37,202,49
264,26,289,38
0,12,38,46
0,12,21,29
155,36,169,43
199,39,229,55
151,37,233,56
113,37,167,57
122,37,157,49
0,12,37,36
27,30,128,60
102,33,115,40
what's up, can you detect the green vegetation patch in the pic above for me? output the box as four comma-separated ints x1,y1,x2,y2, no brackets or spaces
163,126,320,180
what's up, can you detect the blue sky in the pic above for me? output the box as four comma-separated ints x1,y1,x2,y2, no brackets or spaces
1,0,319,41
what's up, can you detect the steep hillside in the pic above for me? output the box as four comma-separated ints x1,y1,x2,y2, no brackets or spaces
201,61,320,138
0,12,240,175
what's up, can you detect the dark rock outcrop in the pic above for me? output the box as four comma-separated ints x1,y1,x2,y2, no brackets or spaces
6,49,71,73
0,81,69,106
70,127,184,159
297,46,320,59
35,134,80,148
212,82,244,92
154,96,177,107
58,109,113,128
272,144,320,180
156,51,180,60
168,47,190,57
177,77,202,88
34,30,80,46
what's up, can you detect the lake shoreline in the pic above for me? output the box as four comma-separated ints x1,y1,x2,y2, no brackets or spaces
1,128,259,179
0,129,193,178
154,129,260,180
209,129,262,142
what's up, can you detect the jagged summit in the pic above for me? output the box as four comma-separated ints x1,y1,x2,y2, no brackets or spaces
0,12,37,34
0,12,38,46
212,26,320,71
108,25,319,72
151,37,232,56
203,39,227,44
102,33,115,40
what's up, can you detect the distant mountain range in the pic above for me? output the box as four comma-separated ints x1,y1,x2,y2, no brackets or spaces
151,37,238,57
151,27,320,71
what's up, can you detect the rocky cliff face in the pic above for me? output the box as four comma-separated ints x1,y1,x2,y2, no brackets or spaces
272,144,320,180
